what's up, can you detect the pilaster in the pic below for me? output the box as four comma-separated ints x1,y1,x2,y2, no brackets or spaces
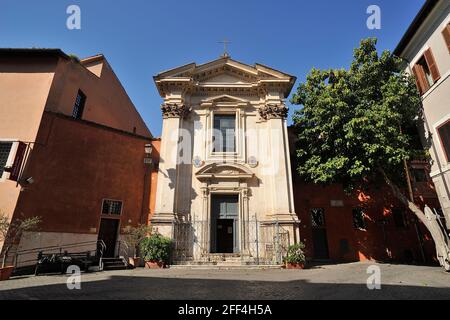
151,103,190,237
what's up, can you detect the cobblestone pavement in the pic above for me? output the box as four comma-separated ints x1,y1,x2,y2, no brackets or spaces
1,262,449,300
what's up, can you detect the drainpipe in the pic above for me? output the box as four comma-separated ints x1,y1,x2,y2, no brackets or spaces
140,166,152,225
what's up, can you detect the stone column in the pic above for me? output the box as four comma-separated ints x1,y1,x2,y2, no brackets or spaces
151,103,190,238
241,187,250,254
201,186,210,256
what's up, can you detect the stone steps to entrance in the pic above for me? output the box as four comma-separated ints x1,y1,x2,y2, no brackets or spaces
169,265,282,270
102,257,129,271
171,254,282,270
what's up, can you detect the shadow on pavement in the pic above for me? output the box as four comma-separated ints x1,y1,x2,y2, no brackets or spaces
1,274,449,300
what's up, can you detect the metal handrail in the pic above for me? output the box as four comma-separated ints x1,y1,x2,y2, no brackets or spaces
15,240,102,255
117,240,130,261
13,240,106,268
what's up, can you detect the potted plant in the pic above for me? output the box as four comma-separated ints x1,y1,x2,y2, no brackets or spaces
140,232,172,269
284,243,306,269
123,224,152,268
0,211,41,281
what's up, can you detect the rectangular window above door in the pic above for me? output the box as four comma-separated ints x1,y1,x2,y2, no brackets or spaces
102,199,123,215
213,114,236,153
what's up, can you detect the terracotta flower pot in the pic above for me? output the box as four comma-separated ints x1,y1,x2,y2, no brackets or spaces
286,263,305,270
0,266,14,281
145,261,165,269
129,257,142,268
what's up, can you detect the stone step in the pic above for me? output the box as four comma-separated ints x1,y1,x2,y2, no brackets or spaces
169,265,282,270
102,257,128,271
172,259,256,266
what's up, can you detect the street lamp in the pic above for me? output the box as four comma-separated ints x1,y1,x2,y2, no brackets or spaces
145,144,153,156
144,144,153,166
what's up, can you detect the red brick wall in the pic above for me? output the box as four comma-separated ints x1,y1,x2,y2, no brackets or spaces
294,181,440,264
12,112,158,236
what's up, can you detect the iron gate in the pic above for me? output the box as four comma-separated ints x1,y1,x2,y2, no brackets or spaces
171,218,291,265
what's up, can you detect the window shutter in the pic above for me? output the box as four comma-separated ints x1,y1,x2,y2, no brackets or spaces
442,24,450,53
424,48,440,82
9,142,27,182
412,64,426,95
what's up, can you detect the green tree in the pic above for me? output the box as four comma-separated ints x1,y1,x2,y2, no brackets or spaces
0,211,41,268
123,224,152,258
291,38,450,270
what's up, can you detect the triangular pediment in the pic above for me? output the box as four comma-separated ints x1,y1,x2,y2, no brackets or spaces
154,56,296,97
154,57,293,81
199,72,250,84
202,94,249,104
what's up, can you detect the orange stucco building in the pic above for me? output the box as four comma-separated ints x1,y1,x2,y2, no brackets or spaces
0,49,159,264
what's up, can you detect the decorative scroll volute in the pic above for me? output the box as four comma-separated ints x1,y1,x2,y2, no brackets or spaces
258,103,289,120
161,103,190,119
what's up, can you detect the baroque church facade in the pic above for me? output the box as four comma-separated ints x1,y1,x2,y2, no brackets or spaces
151,55,300,264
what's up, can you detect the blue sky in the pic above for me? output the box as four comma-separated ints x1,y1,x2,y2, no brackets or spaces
0,0,425,136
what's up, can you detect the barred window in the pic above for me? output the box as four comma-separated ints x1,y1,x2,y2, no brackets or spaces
411,168,428,183
311,208,325,228
72,90,86,120
352,208,367,230
0,142,13,177
102,199,123,215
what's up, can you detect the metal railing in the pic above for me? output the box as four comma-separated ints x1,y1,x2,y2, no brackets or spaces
116,240,130,262
171,219,292,265
12,240,106,269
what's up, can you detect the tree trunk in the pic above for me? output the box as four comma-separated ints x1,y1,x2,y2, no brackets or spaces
1,245,10,269
378,167,450,271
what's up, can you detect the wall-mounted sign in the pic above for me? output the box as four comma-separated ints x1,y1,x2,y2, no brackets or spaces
330,200,344,207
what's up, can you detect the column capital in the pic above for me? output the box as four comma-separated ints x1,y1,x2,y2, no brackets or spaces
242,188,250,200
259,103,289,120
161,103,190,119
201,187,210,199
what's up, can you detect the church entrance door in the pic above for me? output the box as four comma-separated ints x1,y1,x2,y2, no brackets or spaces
216,219,234,253
211,194,239,254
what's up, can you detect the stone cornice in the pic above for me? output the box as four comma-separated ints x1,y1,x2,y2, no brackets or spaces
154,57,296,99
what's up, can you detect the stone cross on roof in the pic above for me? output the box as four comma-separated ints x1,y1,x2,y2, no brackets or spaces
218,38,231,58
